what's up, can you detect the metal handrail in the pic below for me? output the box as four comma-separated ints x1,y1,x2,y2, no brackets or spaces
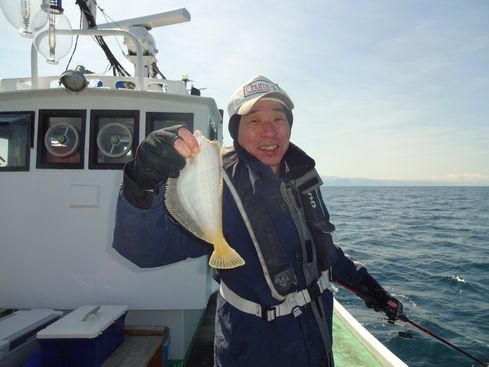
31,28,144,90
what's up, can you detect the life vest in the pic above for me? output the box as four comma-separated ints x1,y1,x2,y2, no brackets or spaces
221,145,339,354
221,145,338,301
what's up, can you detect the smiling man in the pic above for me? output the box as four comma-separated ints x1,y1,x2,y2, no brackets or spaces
228,77,293,175
235,99,290,173
113,75,403,367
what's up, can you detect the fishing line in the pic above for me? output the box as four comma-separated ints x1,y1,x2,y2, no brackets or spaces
335,279,489,366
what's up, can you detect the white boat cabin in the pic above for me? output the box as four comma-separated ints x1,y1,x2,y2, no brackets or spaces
0,6,222,361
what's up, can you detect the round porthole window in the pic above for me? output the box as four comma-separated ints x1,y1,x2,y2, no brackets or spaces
44,123,80,157
96,123,133,158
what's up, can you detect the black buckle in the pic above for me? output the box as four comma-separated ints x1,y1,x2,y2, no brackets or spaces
307,282,321,301
261,306,276,321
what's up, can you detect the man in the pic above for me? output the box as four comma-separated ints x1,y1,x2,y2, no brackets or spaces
113,75,403,366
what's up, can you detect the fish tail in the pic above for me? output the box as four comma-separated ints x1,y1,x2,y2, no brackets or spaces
209,249,245,269
208,236,245,269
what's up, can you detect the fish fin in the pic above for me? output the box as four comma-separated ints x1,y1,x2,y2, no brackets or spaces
209,138,221,151
208,248,245,269
164,178,209,243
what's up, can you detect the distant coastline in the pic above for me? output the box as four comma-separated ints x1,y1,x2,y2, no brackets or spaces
321,176,489,187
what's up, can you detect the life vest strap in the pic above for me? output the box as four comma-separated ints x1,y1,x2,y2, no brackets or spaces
220,271,332,322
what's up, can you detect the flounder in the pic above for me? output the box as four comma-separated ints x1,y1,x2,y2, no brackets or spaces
164,130,245,269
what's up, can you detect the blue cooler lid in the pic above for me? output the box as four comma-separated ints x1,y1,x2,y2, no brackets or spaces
0,309,62,355
37,305,128,339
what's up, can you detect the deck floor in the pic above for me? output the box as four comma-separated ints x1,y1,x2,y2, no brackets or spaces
185,292,216,366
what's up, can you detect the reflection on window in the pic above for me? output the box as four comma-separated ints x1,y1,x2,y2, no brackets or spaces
89,110,138,169
0,112,33,171
36,110,86,169
146,112,194,136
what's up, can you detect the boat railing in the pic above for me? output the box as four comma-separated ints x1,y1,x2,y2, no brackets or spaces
32,29,146,90
0,74,187,94
0,27,188,94
0,29,187,94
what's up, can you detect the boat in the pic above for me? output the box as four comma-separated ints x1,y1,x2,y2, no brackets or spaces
0,2,407,366
332,299,407,366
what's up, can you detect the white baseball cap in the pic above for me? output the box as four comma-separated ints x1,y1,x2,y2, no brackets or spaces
227,75,294,117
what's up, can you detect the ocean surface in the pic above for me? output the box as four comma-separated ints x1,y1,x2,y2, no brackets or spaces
320,186,489,367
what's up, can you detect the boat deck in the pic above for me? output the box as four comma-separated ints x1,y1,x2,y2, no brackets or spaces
184,292,406,367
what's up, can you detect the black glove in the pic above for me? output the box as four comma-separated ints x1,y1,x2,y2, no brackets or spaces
128,125,186,189
123,125,186,208
356,273,404,322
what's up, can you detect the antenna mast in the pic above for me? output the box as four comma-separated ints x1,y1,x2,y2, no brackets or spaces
81,0,97,30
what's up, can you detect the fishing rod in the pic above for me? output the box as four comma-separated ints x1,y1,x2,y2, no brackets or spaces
397,314,488,367
335,279,489,366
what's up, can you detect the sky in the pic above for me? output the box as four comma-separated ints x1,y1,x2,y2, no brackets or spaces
1,0,488,185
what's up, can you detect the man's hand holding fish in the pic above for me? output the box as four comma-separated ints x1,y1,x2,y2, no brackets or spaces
121,125,197,208
172,127,200,159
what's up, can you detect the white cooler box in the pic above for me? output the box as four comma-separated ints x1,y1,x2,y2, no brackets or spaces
37,305,127,367
0,309,62,367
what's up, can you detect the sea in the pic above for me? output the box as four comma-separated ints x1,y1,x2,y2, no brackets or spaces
320,186,489,367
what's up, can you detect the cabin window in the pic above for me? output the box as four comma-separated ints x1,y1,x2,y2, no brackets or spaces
89,110,139,169
146,112,194,136
0,112,34,171
36,110,86,169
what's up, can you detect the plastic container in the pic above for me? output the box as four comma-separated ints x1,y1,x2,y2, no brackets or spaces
0,309,62,367
37,305,127,367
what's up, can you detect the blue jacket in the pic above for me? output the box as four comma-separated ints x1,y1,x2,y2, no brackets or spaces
113,144,370,367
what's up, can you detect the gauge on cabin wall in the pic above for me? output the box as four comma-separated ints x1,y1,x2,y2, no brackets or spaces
44,123,79,158
96,123,133,158
89,110,139,169
36,110,86,169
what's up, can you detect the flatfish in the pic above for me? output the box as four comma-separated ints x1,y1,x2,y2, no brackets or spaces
164,130,245,269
